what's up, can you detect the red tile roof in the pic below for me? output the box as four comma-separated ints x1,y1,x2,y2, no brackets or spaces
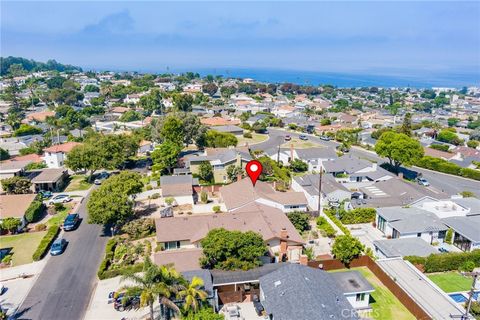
43,142,81,153
10,153,43,163
201,117,241,126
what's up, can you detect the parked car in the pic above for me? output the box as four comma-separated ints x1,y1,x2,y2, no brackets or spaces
299,135,308,140
284,135,291,141
94,172,110,185
0,282,5,295
63,213,80,231
49,194,72,205
417,177,430,187
113,293,140,311
438,247,449,253
38,190,53,199
320,135,331,141
50,238,67,256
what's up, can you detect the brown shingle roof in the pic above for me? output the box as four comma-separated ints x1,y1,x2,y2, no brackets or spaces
154,202,304,245
153,248,203,272
30,168,66,183
0,194,36,219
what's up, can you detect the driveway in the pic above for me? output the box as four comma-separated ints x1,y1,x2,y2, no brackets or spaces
16,185,109,320
348,223,385,252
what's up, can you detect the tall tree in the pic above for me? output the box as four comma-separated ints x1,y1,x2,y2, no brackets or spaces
198,161,214,183
331,235,365,266
1,176,32,194
400,112,412,136
374,131,424,173
151,141,182,174
173,93,193,112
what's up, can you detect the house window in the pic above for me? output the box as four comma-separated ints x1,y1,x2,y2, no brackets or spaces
164,241,180,250
356,293,365,301
417,233,422,237
438,230,446,240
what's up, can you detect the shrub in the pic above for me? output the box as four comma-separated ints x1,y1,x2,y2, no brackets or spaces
429,144,450,152
1,255,12,265
287,211,310,232
416,156,480,181
99,263,144,280
323,208,350,235
146,184,153,191
165,197,175,206
34,223,47,231
212,205,221,213
338,208,376,224
243,132,253,139
25,199,45,223
445,228,453,244
151,193,160,199
0,217,22,233
32,226,60,261
200,191,208,204
470,301,480,318
144,240,152,257
459,260,475,272
121,218,155,240
405,250,480,272
316,216,336,238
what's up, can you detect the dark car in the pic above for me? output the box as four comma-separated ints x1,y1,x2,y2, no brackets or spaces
38,190,53,199
63,213,80,231
113,293,140,311
50,238,67,256
284,135,291,141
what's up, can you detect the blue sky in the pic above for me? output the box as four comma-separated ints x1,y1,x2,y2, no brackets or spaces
2,1,480,77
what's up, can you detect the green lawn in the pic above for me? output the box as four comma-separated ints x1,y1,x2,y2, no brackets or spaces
0,231,47,266
64,175,92,192
330,267,415,320
281,137,322,149
46,203,74,228
427,272,472,293
237,132,269,146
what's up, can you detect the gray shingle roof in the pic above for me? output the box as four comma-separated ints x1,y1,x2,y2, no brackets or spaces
442,215,480,242
211,263,286,285
259,264,358,320
323,155,372,174
373,238,439,258
295,147,338,160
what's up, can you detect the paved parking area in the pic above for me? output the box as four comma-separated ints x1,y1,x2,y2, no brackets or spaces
348,223,385,252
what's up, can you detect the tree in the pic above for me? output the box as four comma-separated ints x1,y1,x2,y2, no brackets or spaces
153,114,207,148
173,93,193,112
139,89,164,115
287,211,310,232
226,165,243,182
198,161,214,183
204,130,237,148
202,83,218,96
178,276,208,314
331,234,365,266
83,84,99,92
375,131,424,173
119,110,142,122
87,171,142,225
13,124,43,137
200,228,267,270
467,140,479,149
159,115,185,144
290,159,308,172
151,141,182,174
220,86,236,98
0,217,22,233
447,118,460,127
437,130,463,145
400,112,412,136
0,148,10,161
120,257,182,320
1,176,32,194
251,121,267,133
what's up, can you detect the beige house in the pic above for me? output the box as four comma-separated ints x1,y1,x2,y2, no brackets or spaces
153,202,305,271
185,148,252,183
0,194,37,229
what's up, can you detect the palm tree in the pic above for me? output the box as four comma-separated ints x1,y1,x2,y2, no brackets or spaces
177,276,208,314
120,257,162,320
157,266,184,320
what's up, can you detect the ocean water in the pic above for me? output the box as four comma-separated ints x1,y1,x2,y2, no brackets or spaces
183,68,480,88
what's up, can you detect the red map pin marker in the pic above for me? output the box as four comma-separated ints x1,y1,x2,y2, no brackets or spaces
246,160,263,186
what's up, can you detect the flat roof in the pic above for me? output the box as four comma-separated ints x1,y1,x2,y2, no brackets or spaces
373,238,439,258
330,270,375,294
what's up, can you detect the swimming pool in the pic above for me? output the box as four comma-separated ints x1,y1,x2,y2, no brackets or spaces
449,293,467,303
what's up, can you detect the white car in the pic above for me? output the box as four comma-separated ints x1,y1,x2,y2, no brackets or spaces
49,194,72,205
417,177,430,187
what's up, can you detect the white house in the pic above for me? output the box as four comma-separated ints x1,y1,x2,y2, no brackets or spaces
42,142,81,168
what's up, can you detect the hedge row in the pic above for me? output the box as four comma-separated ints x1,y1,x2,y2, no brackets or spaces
25,199,45,223
316,217,337,238
416,156,480,181
338,208,376,224
97,238,144,280
32,226,60,261
405,249,480,273
323,209,351,235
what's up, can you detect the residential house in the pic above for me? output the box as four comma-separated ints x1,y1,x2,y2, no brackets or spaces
154,202,305,270
212,125,244,136
138,140,154,155
124,93,142,104
160,175,198,205
28,168,68,192
0,194,37,229
220,178,308,213
373,238,439,259
0,160,32,181
185,148,252,184
25,110,55,124
183,84,203,93
259,264,359,320
42,142,81,168
292,174,351,211
0,135,44,156
330,271,375,310
200,117,241,127
265,146,337,171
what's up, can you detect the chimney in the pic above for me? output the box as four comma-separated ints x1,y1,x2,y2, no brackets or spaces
290,143,294,162
280,227,288,239
237,173,242,181
299,254,308,266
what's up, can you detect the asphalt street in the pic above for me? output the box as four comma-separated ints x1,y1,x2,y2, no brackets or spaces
17,186,109,320
253,128,479,197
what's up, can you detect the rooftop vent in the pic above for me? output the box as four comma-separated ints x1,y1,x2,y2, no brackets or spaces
274,280,281,287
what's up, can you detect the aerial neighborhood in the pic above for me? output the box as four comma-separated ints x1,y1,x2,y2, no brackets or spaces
0,56,480,320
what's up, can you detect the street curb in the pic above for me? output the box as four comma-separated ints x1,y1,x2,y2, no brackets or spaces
82,281,99,320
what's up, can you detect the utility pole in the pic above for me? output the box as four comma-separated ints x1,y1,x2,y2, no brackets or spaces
317,169,323,216
451,271,479,320
277,142,281,165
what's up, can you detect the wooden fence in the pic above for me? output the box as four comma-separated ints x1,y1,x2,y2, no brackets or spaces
308,256,432,320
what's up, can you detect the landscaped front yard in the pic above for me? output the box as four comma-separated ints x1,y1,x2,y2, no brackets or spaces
281,137,321,149
330,267,415,320
237,132,269,146
64,175,92,192
0,231,47,266
427,272,472,293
